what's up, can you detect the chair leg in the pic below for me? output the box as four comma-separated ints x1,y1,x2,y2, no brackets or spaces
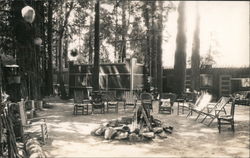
73,105,75,115
177,103,180,115
201,115,208,123
218,119,221,133
187,111,191,118
87,105,89,115
195,112,202,121
41,124,45,144
182,103,184,114
231,121,235,132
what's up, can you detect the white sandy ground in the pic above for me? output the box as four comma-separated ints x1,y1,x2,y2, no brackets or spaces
38,97,249,157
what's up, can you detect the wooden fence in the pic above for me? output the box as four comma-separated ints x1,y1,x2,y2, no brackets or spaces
68,58,144,97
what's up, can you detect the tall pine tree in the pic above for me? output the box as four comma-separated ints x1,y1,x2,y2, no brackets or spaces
191,3,200,91
174,2,187,94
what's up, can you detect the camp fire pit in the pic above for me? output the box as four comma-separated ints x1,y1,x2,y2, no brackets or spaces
91,104,173,142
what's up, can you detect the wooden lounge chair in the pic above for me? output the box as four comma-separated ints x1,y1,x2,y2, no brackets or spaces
198,97,230,126
186,92,212,118
159,93,177,114
140,93,153,112
18,99,48,144
91,91,105,114
217,100,235,133
73,89,90,115
123,91,137,111
102,91,118,113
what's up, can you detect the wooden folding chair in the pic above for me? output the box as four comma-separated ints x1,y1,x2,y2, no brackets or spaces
123,91,137,111
159,93,177,114
198,97,230,126
218,100,235,133
18,99,48,144
186,92,212,118
73,89,90,115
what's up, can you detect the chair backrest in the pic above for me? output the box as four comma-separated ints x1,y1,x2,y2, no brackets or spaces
91,91,102,103
161,93,177,103
123,91,137,103
210,97,230,115
74,89,89,103
140,93,153,100
140,93,153,105
185,92,197,103
194,92,212,111
102,91,116,101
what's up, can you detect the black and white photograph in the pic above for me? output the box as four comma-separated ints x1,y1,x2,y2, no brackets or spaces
0,0,249,157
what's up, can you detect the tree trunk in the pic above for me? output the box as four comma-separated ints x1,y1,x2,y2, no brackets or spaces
58,1,74,99
47,0,53,95
191,3,200,91
156,1,163,95
173,2,187,94
114,0,118,62
121,0,127,62
58,35,67,99
143,1,151,92
150,1,157,90
88,1,94,64
92,0,100,91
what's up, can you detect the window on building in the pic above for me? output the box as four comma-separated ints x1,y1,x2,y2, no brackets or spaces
200,74,213,87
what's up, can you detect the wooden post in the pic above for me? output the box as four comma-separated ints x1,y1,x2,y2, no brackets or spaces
130,58,136,92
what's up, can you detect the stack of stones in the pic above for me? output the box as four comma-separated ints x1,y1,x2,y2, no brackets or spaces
91,116,173,142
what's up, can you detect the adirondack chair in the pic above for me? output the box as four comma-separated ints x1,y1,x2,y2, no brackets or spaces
186,92,212,118
102,91,118,113
18,99,48,144
73,89,90,115
217,100,235,133
198,97,230,126
91,91,105,114
123,91,137,111
140,93,153,112
159,93,177,114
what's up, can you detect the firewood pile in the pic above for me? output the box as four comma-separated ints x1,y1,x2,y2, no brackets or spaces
91,104,173,142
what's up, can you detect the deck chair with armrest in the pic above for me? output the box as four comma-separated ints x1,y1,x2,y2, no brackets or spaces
217,99,236,133
197,97,230,126
159,93,177,114
186,92,212,118
123,91,137,111
140,93,154,112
